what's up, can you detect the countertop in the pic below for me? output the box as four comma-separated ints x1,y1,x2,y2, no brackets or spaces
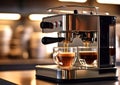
0,59,54,71
0,66,119,85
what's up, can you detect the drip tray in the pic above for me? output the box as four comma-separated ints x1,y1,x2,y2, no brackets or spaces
35,65,118,83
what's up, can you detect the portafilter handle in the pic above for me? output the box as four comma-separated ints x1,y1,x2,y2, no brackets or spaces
42,37,65,45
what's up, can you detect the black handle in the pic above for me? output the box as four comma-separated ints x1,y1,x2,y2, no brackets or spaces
40,22,53,29
42,37,65,45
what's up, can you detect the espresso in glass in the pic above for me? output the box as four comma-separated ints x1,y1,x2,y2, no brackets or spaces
79,51,97,64
57,52,75,67
78,46,98,66
53,47,77,69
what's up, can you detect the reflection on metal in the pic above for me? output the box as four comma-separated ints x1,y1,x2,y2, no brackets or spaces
47,5,98,15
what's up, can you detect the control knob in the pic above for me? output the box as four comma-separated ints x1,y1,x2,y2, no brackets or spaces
40,22,53,29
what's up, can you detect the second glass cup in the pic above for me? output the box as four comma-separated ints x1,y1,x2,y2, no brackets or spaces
53,47,77,69
78,46,98,67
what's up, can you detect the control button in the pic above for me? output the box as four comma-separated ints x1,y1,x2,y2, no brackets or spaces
53,21,58,28
58,21,62,27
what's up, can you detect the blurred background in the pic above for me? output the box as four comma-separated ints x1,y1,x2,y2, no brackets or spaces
0,0,120,62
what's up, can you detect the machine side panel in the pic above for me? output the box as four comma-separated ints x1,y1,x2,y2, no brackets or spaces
99,16,116,68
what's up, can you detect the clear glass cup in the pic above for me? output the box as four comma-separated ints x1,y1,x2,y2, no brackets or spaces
53,47,77,69
78,46,98,67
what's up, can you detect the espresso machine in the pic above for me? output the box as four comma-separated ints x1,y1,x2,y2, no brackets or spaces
36,6,118,82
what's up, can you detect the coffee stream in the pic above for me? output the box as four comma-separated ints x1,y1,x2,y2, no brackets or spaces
63,42,69,52
83,42,90,47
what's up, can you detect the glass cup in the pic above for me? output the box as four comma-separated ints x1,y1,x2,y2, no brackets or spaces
53,47,77,69
78,46,98,67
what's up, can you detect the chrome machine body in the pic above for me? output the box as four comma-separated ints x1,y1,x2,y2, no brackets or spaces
36,6,117,82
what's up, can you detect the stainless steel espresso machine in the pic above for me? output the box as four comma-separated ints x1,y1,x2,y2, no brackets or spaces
36,6,118,83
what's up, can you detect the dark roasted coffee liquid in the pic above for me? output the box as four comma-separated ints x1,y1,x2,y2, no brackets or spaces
79,51,97,64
